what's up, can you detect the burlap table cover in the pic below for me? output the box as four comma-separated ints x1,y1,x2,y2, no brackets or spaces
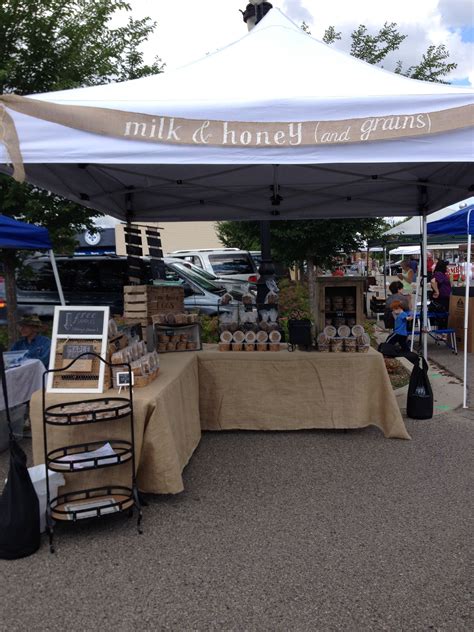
30,352,201,495
198,347,410,439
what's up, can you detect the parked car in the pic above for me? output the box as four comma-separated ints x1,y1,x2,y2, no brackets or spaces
167,248,258,285
165,257,252,296
5,255,241,320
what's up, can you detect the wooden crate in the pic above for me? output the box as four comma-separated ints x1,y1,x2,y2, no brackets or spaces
123,285,184,319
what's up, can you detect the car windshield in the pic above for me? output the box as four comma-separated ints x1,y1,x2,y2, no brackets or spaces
208,253,255,276
171,261,218,282
251,252,262,266
167,262,224,294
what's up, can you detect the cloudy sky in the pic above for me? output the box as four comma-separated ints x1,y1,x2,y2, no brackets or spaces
127,0,474,85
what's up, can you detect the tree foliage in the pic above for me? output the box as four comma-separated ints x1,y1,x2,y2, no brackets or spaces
349,22,407,65
0,0,164,95
322,21,457,82
0,0,164,243
396,44,457,83
0,0,164,341
217,218,388,270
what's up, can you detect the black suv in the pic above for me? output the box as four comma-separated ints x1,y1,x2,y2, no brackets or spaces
0,255,235,322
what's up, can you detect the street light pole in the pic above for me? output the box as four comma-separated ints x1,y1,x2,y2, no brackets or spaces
241,1,273,30
241,1,276,305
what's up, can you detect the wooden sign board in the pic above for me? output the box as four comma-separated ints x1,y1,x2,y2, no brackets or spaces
155,287,184,313
48,306,110,393
62,343,94,372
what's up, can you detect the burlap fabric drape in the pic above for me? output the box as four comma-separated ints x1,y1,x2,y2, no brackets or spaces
1,93,473,183
30,353,201,496
198,347,410,439
30,348,410,498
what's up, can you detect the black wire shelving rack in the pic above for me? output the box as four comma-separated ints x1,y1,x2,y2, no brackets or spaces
42,352,142,553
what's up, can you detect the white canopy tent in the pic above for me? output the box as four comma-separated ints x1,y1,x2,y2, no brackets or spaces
0,7,473,362
389,245,460,256
0,8,472,224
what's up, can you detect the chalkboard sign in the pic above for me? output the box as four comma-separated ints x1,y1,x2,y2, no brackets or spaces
48,306,110,393
57,310,105,336
116,371,134,388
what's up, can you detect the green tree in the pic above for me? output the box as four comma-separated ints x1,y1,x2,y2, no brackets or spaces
217,218,387,270
322,21,457,82
0,0,164,342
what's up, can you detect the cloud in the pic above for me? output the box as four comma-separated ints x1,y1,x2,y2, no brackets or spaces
438,0,474,28
125,0,473,85
281,0,313,24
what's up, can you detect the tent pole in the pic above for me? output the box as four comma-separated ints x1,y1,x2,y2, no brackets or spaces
463,210,472,408
422,212,428,360
49,250,65,306
383,246,387,298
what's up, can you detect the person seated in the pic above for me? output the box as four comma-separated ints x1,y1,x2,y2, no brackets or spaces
430,259,451,330
385,300,413,353
11,314,51,368
383,281,410,329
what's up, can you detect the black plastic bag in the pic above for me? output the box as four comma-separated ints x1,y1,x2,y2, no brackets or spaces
406,356,433,420
0,438,41,559
0,346,40,559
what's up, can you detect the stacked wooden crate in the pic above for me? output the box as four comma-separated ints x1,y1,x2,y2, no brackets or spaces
123,285,185,330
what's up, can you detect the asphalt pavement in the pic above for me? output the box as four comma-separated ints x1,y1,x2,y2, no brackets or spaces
0,410,472,632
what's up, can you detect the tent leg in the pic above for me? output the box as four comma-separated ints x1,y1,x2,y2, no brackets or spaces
411,275,421,353
256,221,275,304
463,215,472,408
422,212,428,361
49,250,65,306
383,247,387,299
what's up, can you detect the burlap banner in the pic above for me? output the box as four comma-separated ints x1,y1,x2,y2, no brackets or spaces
0,93,473,183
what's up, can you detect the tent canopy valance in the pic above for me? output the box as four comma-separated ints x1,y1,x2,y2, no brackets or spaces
427,205,474,236
0,8,472,223
0,215,52,250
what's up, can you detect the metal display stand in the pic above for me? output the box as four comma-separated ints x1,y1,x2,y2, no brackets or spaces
42,353,142,553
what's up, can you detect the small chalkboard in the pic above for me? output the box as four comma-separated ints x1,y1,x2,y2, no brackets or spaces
62,343,95,359
116,371,134,388
57,310,105,336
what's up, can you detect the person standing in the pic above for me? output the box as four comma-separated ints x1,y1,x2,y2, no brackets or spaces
397,259,415,308
430,260,452,328
409,256,418,281
10,314,51,368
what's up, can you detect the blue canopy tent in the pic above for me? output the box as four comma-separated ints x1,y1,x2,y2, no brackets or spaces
0,215,52,250
0,214,65,305
428,204,474,408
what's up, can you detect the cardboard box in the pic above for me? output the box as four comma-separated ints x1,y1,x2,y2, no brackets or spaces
448,294,474,352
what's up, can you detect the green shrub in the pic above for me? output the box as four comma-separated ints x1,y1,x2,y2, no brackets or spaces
200,315,219,343
277,280,312,336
